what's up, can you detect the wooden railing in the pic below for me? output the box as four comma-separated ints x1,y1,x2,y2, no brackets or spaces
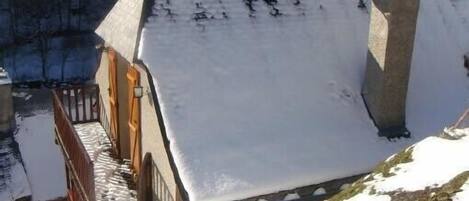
453,108,469,129
55,85,100,124
53,85,98,201
153,161,175,201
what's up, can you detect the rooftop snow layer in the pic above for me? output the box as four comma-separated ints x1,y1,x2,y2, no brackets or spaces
137,0,469,200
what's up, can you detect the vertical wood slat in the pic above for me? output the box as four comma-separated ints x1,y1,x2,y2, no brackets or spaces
96,87,101,121
67,89,72,119
89,89,94,120
151,161,174,201
159,174,162,201
82,88,87,122
74,88,79,122
59,85,100,124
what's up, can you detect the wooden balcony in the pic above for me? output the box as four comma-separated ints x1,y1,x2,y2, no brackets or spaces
52,85,137,201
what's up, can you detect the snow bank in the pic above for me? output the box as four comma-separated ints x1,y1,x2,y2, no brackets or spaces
372,129,469,192
138,0,469,200
336,127,469,201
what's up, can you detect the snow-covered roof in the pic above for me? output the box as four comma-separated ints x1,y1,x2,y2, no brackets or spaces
95,0,145,62
135,0,469,200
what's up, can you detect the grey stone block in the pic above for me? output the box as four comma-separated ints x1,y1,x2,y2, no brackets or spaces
362,0,420,138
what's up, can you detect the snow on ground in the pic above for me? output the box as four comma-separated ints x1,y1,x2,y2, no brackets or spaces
0,137,31,201
14,107,67,200
371,128,469,192
454,176,469,201
139,0,469,200
74,122,137,201
343,190,391,201
334,127,469,201
372,131,469,192
283,193,300,201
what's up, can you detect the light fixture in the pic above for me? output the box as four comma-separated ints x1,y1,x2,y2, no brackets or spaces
134,86,144,98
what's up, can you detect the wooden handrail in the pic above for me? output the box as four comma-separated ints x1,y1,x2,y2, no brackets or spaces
53,85,98,201
56,85,100,124
153,160,175,201
453,108,469,129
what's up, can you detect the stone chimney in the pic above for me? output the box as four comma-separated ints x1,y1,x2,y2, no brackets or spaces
0,67,14,134
362,0,420,138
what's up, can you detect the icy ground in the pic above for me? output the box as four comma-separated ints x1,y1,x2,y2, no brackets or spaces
0,136,31,201
74,122,137,201
13,89,67,201
138,0,469,200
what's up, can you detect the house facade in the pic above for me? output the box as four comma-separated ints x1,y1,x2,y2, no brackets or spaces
94,47,186,201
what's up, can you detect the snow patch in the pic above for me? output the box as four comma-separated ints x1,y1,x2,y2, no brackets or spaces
369,128,469,192
313,187,326,196
454,182,469,201
344,190,391,201
283,193,300,201
345,128,469,200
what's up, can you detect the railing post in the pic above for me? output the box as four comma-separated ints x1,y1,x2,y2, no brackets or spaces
74,88,79,122
67,89,72,119
96,86,101,122
82,88,87,122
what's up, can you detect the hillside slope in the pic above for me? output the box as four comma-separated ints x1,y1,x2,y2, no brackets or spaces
329,110,469,201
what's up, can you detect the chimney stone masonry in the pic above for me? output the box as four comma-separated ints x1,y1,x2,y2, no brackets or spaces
362,0,420,138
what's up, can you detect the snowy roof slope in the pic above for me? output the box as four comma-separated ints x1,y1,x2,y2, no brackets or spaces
96,0,144,61
137,0,469,200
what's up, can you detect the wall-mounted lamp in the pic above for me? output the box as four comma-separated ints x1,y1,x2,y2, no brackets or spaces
134,86,144,98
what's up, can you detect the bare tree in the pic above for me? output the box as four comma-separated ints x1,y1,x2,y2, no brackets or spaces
5,0,116,82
